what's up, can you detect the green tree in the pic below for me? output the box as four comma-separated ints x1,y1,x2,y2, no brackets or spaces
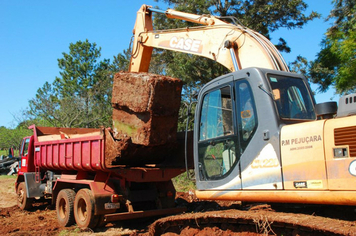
29,40,115,128
29,80,91,127
0,126,31,152
0,126,10,150
54,39,112,127
111,49,131,72
28,82,62,127
307,0,356,94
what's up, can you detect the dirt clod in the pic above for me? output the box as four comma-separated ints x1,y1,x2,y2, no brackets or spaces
112,72,182,146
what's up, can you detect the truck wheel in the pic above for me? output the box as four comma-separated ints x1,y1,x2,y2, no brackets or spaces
17,182,33,210
74,188,99,229
56,189,76,227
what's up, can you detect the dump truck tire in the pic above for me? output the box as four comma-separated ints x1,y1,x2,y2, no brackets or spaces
56,189,76,227
17,182,33,210
74,188,99,229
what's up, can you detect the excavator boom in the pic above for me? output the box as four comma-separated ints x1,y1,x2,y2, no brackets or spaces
129,4,289,73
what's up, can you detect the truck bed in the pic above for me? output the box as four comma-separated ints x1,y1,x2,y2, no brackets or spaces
30,126,193,172
32,126,104,172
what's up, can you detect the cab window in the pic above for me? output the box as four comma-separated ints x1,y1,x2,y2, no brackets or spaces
237,82,257,142
269,75,315,120
198,86,238,180
20,138,30,156
199,87,233,141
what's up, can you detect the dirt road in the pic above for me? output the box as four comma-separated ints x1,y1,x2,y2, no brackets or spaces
1,176,356,235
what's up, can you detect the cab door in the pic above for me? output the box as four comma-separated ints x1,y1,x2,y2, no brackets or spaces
19,137,30,173
19,136,35,173
195,76,242,190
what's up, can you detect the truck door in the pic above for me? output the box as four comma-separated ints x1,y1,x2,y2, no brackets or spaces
19,136,35,173
19,137,30,173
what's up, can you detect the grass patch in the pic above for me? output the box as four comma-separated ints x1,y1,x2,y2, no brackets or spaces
172,172,196,192
0,175,17,180
0,149,19,157
58,228,82,236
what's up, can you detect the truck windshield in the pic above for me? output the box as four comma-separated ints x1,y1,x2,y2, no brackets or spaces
20,138,30,156
268,74,316,120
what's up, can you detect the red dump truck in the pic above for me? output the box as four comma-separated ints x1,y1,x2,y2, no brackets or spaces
15,69,193,229
15,64,192,228
16,124,192,228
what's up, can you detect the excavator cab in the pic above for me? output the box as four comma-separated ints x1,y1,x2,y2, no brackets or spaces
194,68,316,191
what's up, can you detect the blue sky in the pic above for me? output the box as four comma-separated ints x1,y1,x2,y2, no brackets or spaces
1,0,336,128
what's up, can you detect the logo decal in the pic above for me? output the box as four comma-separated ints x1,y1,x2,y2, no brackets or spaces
158,37,203,53
294,181,307,188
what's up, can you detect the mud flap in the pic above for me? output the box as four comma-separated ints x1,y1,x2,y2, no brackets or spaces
24,172,44,198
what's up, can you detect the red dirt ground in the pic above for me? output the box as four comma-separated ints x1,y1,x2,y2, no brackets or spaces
1,177,356,235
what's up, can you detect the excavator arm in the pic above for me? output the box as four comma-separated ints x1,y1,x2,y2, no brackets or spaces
129,4,289,73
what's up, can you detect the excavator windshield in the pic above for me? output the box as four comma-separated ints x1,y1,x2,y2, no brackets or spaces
269,74,316,120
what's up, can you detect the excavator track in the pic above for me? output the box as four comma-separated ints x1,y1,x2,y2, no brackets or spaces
143,195,356,236
147,208,356,235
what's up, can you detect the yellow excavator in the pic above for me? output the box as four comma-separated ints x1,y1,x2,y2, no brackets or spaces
130,4,356,206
